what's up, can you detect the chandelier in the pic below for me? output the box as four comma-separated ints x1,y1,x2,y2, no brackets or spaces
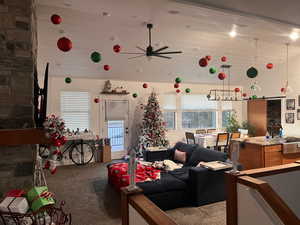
207,65,243,101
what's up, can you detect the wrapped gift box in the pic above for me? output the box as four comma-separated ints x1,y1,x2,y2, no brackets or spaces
27,186,55,212
1,216,33,225
6,189,26,197
0,197,29,214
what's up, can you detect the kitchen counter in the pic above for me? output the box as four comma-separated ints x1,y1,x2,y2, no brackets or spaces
230,136,300,170
232,136,284,146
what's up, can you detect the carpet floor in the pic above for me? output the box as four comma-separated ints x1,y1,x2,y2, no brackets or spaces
46,163,226,225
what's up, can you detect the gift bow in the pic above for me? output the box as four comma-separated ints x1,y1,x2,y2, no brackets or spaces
31,190,55,203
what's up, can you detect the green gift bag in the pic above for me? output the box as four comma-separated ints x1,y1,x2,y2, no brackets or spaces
27,186,55,212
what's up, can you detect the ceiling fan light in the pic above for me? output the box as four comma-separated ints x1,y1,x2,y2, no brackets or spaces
229,30,237,38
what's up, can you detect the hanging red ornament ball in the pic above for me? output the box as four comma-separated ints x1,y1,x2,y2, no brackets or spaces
218,72,227,80
104,65,110,71
113,44,121,53
51,14,62,25
53,139,62,147
199,57,208,67
242,93,247,98
176,89,181,93
280,87,286,93
221,56,227,62
234,88,240,93
174,83,179,88
60,136,67,145
206,55,212,61
94,98,100,103
142,83,148,88
266,63,273,69
57,37,72,52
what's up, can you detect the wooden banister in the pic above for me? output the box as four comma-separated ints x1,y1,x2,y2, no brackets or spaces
121,187,178,225
129,194,177,225
238,176,300,225
0,128,50,146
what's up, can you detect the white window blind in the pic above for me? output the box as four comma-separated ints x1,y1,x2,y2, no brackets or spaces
105,100,129,120
60,91,90,131
162,95,176,110
221,101,233,110
181,95,217,110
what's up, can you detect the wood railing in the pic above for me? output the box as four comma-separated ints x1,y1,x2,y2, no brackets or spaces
0,128,50,146
121,187,178,225
226,163,300,225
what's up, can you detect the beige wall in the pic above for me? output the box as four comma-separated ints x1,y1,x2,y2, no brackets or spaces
241,55,300,137
47,77,244,148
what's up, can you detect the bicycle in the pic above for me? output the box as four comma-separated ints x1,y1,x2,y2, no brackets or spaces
39,139,96,166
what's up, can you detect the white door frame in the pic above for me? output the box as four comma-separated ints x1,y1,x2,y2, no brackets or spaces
101,99,129,159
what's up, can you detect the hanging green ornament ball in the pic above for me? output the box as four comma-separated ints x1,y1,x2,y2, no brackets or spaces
252,95,257,99
65,77,72,84
209,67,217,74
175,77,182,83
185,88,191,93
132,93,138,98
91,51,101,63
247,67,258,78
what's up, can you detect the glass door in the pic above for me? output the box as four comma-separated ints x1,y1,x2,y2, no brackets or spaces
104,100,129,159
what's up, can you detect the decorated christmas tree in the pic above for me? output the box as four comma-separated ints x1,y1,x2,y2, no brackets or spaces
138,92,169,151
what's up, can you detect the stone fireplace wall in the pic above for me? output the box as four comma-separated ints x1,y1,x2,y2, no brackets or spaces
0,0,37,197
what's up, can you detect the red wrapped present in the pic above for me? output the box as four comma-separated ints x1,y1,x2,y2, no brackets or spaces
5,189,26,197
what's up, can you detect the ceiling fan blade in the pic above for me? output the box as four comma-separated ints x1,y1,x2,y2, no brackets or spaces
120,52,145,55
128,54,146,59
136,46,146,52
154,46,169,53
153,54,171,59
157,51,182,54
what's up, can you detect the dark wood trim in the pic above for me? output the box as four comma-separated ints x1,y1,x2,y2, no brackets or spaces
240,163,300,177
0,128,50,146
238,176,300,225
128,194,178,225
121,187,143,225
225,172,243,225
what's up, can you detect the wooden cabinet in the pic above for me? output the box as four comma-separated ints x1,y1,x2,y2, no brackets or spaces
247,100,267,136
264,145,282,167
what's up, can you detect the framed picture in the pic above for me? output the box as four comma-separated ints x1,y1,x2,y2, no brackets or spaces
285,113,295,124
298,109,300,120
286,99,295,110
298,96,300,107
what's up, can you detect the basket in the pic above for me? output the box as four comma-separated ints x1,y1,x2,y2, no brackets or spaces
0,201,71,225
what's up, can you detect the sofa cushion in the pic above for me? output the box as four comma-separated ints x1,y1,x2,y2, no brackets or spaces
171,142,197,161
185,147,228,167
168,167,190,182
137,172,187,195
174,149,186,163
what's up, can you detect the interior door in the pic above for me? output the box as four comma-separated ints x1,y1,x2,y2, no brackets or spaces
248,99,267,136
104,100,129,159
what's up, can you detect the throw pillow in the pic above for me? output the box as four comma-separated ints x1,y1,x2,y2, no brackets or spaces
172,142,197,161
174,149,187,163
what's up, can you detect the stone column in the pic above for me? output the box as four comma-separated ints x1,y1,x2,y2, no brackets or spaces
0,0,37,197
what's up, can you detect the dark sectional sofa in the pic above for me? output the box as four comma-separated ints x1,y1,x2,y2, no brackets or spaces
108,142,240,210
137,142,233,210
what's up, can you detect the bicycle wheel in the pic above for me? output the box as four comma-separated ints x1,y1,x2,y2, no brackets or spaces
69,142,95,165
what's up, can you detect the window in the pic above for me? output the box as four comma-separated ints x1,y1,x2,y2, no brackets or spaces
221,102,233,128
222,110,232,128
182,111,216,128
162,95,176,129
181,95,217,129
60,91,90,131
163,112,176,129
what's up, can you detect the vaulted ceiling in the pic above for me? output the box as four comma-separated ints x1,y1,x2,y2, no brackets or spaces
36,0,300,84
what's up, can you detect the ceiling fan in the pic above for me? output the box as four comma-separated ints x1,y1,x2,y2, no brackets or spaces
121,23,183,59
